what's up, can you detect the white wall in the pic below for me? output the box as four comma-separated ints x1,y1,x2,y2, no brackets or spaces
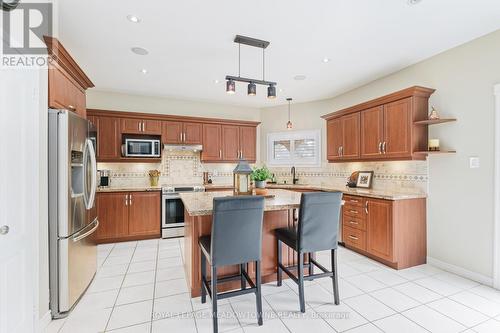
261,29,500,279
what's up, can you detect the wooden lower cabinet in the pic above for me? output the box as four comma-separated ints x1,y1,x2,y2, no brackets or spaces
128,192,161,236
342,194,426,269
95,191,161,243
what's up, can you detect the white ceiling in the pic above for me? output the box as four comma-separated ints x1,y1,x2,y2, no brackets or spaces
58,0,500,107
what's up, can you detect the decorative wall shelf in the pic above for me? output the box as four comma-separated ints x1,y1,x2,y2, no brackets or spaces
414,150,457,156
414,118,457,125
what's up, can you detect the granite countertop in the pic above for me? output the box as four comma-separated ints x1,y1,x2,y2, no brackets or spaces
204,183,426,200
180,189,302,216
97,186,162,193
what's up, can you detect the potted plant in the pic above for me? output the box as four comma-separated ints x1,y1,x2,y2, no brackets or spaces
251,165,272,189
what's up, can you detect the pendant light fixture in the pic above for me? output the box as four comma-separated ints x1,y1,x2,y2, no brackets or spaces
225,35,277,98
286,98,293,129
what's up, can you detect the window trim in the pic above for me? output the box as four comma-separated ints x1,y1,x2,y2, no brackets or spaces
266,129,321,167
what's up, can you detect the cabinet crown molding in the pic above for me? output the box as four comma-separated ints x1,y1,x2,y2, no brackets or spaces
44,36,95,90
321,86,435,120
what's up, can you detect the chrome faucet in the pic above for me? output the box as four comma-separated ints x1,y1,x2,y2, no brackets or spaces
291,166,299,185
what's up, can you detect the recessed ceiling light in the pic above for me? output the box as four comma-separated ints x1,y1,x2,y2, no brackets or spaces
131,47,149,55
323,57,330,63
127,15,141,23
294,75,307,81
407,0,422,5
214,79,220,84
140,69,148,74
279,88,283,92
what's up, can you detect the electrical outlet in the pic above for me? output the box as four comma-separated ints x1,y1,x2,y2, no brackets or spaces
469,156,480,169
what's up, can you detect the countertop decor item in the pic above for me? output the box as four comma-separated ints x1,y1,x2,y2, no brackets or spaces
251,165,272,189
347,171,359,188
149,170,161,186
356,171,374,189
233,159,252,195
428,106,440,120
428,139,440,151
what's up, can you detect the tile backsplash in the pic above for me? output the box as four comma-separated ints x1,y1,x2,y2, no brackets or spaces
98,151,428,193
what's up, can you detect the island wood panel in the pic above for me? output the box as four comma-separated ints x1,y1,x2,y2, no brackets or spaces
184,209,299,297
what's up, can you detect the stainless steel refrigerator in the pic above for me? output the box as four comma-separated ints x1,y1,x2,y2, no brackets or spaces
48,109,99,318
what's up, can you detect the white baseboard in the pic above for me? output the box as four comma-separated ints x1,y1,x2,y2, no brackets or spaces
427,256,493,286
38,311,52,332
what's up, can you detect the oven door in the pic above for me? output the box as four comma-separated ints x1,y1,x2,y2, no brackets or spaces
162,194,185,238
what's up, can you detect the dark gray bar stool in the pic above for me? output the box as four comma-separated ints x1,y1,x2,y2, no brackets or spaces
199,196,265,333
275,191,342,312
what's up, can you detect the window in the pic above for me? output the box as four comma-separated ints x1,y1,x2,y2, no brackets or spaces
267,130,321,166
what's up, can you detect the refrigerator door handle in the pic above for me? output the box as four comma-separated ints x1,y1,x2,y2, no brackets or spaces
72,219,99,242
87,138,98,209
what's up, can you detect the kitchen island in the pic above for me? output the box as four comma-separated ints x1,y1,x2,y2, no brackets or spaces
180,189,305,297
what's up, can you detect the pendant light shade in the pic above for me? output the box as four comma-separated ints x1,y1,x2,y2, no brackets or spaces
286,98,293,129
267,85,276,99
226,79,236,94
248,82,256,96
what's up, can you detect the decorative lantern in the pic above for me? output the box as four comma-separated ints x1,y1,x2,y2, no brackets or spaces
233,159,253,195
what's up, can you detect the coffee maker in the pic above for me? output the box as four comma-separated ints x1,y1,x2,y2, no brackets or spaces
98,170,110,188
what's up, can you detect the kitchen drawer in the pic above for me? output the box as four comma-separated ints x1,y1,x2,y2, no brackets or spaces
343,226,366,251
343,195,364,207
343,205,365,219
342,214,366,231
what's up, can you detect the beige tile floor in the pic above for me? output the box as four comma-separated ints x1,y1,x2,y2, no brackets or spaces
45,238,500,333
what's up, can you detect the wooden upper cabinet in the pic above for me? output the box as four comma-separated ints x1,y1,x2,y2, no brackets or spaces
383,98,411,158
121,118,143,134
201,124,222,161
322,86,435,162
361,106,384,159
183,122,202,144
95,192,129,241
96,116,121,160
327,118,343,161
122,118,161,135
341,113,360,159
162,121,183,144
45,36,94,118
366,199,393,262
221,125,240,161
240,126,257,161
128,192,160,237
162,121,202,144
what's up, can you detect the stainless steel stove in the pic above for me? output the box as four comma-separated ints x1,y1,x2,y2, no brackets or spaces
161,185,205,238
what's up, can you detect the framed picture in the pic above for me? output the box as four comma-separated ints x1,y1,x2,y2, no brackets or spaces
356,171,374,189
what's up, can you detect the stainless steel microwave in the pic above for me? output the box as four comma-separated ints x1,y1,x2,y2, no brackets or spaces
122,138,161,157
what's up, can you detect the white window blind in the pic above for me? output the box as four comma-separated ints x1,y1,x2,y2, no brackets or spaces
267,130,321,166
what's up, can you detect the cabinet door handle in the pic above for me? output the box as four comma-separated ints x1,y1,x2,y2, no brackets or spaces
180,132,182,142
338,146,341,156
183,132,186,142
382,142,387,154
142,122,146,132
378,142,382,154
219,149,222,158
67,105,76,111
350,199,359,203
124,194,128,206
349,210,358,214
365,201,369,214
341,146,344,156
129,194,132,205
349,221,358,225
348,235,359,240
